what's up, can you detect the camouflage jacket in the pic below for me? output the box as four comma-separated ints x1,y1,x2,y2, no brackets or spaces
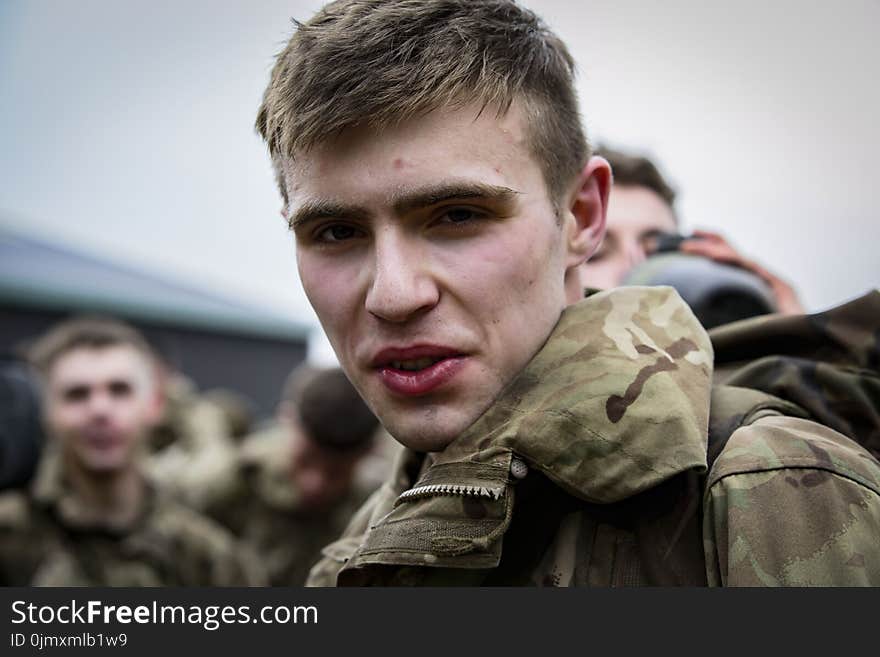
704,289,880,584
0,448,264,586
201,424,375,586
307,287,880,586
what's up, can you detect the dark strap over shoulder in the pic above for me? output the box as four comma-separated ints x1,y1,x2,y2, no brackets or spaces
710,290,880,461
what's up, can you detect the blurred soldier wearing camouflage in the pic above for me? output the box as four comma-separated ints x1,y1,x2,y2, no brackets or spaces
255,0,880,586
145,370,245,511
0,317,263,586
201,365,383,586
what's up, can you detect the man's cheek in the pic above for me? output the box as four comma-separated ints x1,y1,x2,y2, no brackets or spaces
300,261,345,311
49,411,75,436
306,280,359,342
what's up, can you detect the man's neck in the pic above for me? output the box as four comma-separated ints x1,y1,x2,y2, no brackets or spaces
61,456,146,529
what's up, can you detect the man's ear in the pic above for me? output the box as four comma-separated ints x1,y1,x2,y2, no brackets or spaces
144,360,168,426
564,155,611,268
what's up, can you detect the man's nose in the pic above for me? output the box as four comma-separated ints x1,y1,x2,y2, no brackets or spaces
624,239,648,268
364,230,439,323
86,390,113,419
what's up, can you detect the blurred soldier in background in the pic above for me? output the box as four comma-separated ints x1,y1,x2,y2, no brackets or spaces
0,316,262,586
201,364,386,585
200,387,256,441
579,146,805,326
145,361,251,511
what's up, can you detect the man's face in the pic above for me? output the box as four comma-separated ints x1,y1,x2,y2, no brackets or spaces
45,345,162,474
286,103,586,452
580,184,677,289
286,422,362,511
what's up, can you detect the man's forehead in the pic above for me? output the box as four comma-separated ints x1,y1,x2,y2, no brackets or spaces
282,102,533,187
50,345,152,386
608,185,677,233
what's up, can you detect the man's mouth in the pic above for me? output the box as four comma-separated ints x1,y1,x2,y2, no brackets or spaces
372,346,467,396
389,357,445,371
81,429,123,449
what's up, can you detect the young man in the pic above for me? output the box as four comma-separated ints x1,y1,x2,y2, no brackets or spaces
0,317,262,586
580,145,805,315
257,0,880,586
200,365,386,586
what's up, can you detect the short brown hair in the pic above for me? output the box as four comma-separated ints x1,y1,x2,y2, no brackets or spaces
256,0,589,206
282,365,378,452
27,316,156,377
596,144,677,211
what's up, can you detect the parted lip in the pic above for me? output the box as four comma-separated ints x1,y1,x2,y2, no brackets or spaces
370,344,464,368
81,430,124,446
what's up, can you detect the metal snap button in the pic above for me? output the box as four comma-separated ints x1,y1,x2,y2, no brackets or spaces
509,457,529,480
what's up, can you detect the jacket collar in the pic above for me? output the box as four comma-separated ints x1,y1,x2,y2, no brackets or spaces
31,445,155,534
431,285,713,503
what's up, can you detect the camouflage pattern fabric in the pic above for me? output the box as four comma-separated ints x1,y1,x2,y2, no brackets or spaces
307,286,880,586
145,374,241,510
710,289,880,460
0,447,264,586
200,423,378,586
704,289,880,585
704,415,880,585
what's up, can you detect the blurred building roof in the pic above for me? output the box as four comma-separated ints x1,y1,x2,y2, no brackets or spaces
0,224,310,341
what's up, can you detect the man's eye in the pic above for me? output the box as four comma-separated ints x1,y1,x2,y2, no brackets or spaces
109,381,133,398
640,232,664,255
316,224,361,242
63,386,89,403
439,207,486,225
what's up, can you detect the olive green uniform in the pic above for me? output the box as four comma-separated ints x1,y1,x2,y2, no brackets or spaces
0,449,263,586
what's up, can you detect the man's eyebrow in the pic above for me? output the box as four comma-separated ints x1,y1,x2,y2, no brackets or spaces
288,183,519,230
391,182,520,215
288,200,370,231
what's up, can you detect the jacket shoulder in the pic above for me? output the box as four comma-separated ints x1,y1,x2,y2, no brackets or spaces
708,415,880,494
704,416,880,586
149,496,266,585
150,496,250,554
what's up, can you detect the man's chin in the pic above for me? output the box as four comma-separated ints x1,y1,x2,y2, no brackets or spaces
383,422,459,453
77,451,131,475
373,395,493,452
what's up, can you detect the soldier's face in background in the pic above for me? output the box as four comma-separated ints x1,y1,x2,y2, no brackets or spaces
45,345,163,474
287,103,603,452
286,422,362,511
580,184,677,289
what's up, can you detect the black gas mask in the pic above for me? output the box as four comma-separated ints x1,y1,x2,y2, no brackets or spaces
621,233,778,329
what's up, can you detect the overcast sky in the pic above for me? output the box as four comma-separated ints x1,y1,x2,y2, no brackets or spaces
2,0,878,365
